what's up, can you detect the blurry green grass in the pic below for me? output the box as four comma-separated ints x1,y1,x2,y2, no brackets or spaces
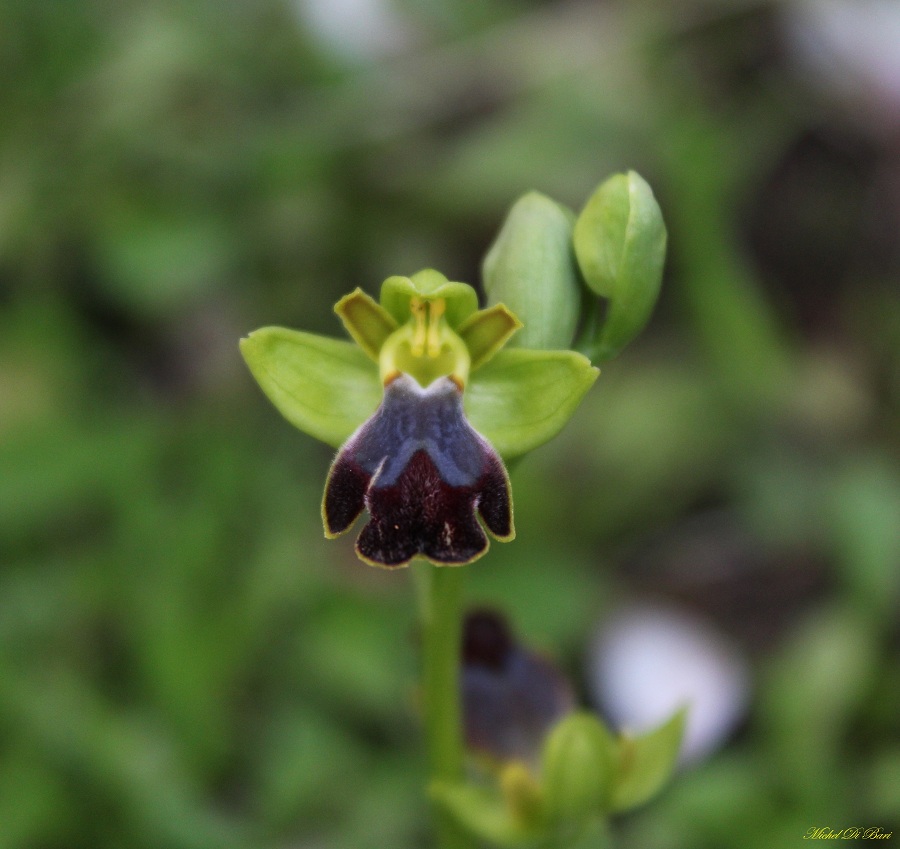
1,2,899,848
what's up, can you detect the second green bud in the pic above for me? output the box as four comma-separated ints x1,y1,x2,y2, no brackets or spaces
573,171,667,361
541,712,617,826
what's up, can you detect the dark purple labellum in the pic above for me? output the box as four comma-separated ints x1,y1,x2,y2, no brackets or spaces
323,373,513,567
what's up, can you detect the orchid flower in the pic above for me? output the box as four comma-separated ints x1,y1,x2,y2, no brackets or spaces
241,172,667,570
241,269,598,568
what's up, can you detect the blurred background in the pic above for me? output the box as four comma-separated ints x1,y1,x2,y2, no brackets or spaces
1,0,898,847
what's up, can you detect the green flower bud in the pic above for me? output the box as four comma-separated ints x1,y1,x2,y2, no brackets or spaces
540,712,617,826
483,191,581,350
573,171,666,361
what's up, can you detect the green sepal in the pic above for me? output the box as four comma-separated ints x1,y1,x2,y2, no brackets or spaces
430,781,541,848
334,288,398,361
541,712,617,826
239,327,381,448
573,171,667,361
608,707,686,813
380,270,479,329
458,304,523,371
465,349,599,459
483,191,581,350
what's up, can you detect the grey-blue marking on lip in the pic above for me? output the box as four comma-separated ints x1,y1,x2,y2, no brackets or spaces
357,375,483,488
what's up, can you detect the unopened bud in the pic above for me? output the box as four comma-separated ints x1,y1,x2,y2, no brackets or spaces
483,192,581,350
540,712,616,825
573,171,666,361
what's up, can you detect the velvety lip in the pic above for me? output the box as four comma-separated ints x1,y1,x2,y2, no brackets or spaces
323,373,513,567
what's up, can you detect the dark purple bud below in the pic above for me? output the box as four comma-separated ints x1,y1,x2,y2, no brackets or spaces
462,609,576,764
463,608,515,671
323,373,513,567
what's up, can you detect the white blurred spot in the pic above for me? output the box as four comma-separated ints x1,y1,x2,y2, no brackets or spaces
292,0,413,59
588,603,751,765
783,0,900,129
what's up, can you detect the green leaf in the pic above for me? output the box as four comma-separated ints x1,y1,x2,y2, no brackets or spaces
465,349,599,459
334,288,398,361
541,713,617,824
458,304,523,371
430,781,538,848
483,191,581,350
240,327,381,448
380,271,479,329
574,171,666,361
609,707,686,813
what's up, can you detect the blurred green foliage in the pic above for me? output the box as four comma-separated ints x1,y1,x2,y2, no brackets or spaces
1,1,898,848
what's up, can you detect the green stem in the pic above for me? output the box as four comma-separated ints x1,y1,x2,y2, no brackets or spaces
415,564,473,849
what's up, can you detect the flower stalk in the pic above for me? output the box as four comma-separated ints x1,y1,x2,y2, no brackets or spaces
415,564,474,849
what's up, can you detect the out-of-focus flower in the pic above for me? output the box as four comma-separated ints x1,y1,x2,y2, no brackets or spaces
433,609,686,845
